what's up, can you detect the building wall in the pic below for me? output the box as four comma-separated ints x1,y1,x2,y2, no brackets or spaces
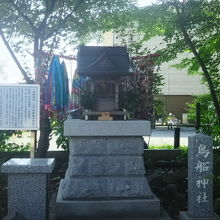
159,54,208,96
102,31,114,47
162,95,194,121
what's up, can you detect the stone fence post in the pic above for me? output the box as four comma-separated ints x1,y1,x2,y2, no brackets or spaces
179,133,219,219
1,158,55,220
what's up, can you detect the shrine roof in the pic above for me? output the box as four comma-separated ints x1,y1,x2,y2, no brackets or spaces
77,46,134,77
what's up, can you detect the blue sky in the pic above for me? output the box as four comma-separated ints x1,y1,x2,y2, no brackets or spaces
138,0,156,7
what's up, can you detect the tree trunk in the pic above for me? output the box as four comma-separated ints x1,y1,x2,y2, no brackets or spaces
34,44,51,158
182,33,220,125
36,109,51,157
174,2,220,125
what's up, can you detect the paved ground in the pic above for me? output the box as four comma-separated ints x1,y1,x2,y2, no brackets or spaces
144,126,196,147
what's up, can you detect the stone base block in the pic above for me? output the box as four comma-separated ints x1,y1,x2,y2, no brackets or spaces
61,177,152,200
179,211,220,220
56,182,161,219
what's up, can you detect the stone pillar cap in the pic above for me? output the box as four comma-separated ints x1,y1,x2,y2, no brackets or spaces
1,158,55,174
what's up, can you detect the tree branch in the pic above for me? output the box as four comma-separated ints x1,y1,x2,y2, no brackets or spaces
173,0,220,124
9,0,37,32
38,0,58,50
45,0,84,40
49,0,57,12
0,27,33,84
39,0,57,33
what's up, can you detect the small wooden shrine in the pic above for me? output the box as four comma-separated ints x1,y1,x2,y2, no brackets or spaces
77,46,134,120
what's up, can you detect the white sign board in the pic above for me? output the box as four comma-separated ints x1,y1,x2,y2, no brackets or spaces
0,84,40,130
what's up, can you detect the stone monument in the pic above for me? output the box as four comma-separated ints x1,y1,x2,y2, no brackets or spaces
179,133,220,219
56,46,165,219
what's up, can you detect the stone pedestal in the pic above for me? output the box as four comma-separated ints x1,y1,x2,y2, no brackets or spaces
56,120,163,219
1,158,55,220
179,211,220,220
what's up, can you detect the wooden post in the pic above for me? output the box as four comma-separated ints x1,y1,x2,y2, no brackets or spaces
30,130,36,158
115,80,119,110
196,102,201,131
174,127,180,148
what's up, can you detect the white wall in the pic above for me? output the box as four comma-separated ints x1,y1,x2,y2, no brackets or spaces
160,57,208,95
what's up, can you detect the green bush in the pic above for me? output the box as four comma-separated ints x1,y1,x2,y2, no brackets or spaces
0,131,31,152
50,115,69,151
149,144,187,150
79,87,96,111
149,144,174,149
186,94,220,147
0,143,30,152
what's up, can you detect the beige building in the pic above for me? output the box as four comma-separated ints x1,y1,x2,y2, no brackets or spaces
102,32,208,122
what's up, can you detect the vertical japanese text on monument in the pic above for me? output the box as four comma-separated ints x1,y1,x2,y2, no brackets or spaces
0,84,40,130
195,144,211,204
